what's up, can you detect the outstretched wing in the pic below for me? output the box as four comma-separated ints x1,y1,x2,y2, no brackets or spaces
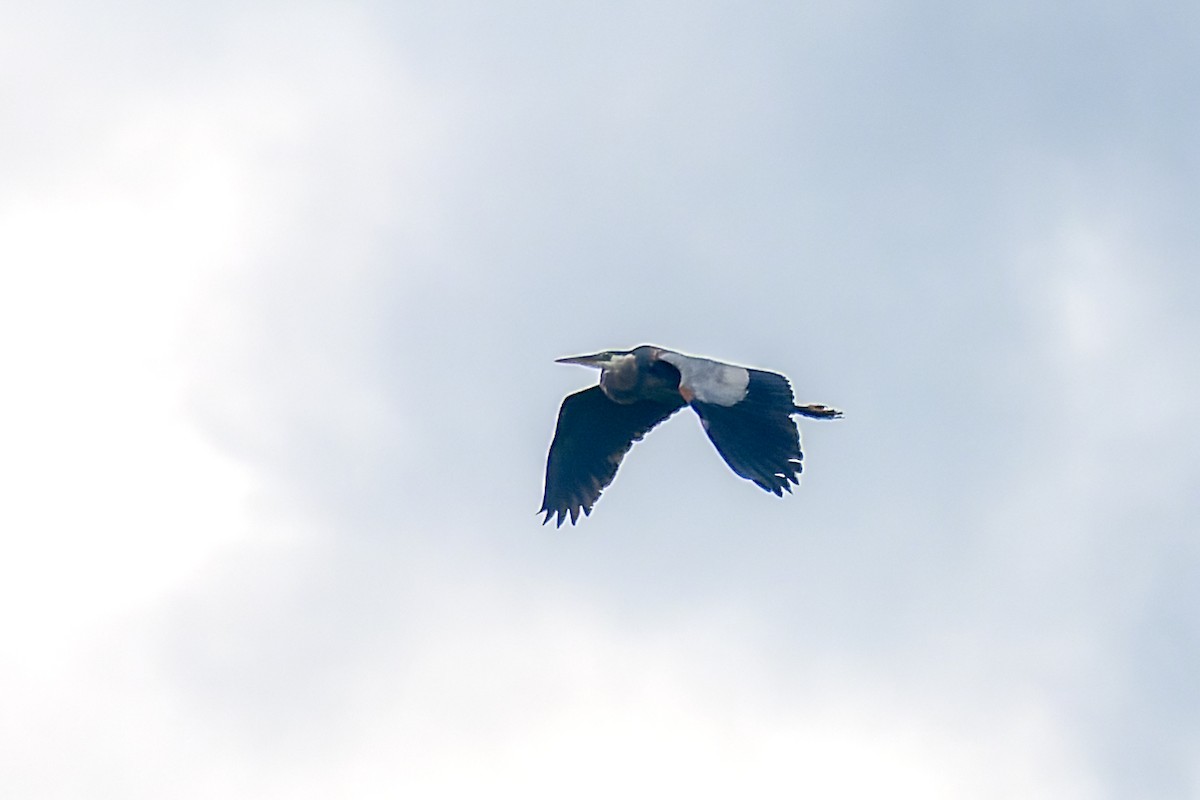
687,369,805,495
540,386,684,527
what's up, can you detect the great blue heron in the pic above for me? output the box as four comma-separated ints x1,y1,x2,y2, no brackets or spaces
540,345,841,526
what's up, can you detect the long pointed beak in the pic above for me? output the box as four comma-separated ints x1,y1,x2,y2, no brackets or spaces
554,352,610,368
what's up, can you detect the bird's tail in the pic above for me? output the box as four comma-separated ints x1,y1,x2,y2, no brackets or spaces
793,404,843,419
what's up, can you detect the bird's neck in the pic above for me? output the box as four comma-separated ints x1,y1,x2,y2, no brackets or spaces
599,354,641,404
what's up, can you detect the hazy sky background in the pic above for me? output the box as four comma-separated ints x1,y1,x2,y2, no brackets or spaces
3,2,1198,797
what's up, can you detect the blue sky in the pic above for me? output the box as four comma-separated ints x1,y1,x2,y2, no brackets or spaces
2,2,1198,797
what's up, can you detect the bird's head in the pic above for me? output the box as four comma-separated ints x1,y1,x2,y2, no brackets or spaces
555,345,666,370
555,348,657,399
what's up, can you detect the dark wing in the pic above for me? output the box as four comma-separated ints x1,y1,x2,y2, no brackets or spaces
540,386,684,527
689,369,804,495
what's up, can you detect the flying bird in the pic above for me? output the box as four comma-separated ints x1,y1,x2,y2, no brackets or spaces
540,345,841,526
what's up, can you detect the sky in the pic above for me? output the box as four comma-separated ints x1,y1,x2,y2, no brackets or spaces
2,2,1198,797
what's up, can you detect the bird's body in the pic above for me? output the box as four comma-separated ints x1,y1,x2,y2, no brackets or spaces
540,345,841,526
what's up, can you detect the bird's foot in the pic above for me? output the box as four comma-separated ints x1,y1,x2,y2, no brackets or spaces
794,404,843,419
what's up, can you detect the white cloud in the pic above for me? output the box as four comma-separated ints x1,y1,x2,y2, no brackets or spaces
0,0,435,708
5,561,1099,799
0,97,255,675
